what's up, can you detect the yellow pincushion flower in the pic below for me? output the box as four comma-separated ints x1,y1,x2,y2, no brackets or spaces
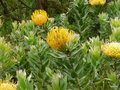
89,0,106,5
0,83,16,90
31,10,48,26
46,26,75,50
101,42,120,57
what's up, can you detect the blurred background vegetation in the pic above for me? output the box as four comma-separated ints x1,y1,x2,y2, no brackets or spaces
0,0,73,37
0,0,72,20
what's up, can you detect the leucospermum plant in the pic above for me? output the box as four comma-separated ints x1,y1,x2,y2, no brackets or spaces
89,0,106,5
1,0,120,89
46,68,67,90
31,10,48,26
0,79,16,90
0,37,16,78
101,42,120,57
17,70,33,90
46,26,77,50
102,18,119,47
101,17,120,57
110,18,120,40
0,83,16,90
98,12,111,38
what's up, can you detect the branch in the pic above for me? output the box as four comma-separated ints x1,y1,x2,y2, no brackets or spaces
38,0,47,11
0,0,8,14
0,0,21,21
18,0,34,10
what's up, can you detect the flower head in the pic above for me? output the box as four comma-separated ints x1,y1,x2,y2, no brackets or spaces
101,42,120,57
46,26,75,50
0,83,16,90
31,10,48,26
89,0,106,5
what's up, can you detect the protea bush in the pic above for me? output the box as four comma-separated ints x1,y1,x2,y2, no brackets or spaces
0,0,120,90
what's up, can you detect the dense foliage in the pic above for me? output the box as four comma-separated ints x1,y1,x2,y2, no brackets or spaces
0,0,120,90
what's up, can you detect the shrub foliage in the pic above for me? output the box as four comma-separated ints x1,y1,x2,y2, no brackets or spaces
0,0,120,90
